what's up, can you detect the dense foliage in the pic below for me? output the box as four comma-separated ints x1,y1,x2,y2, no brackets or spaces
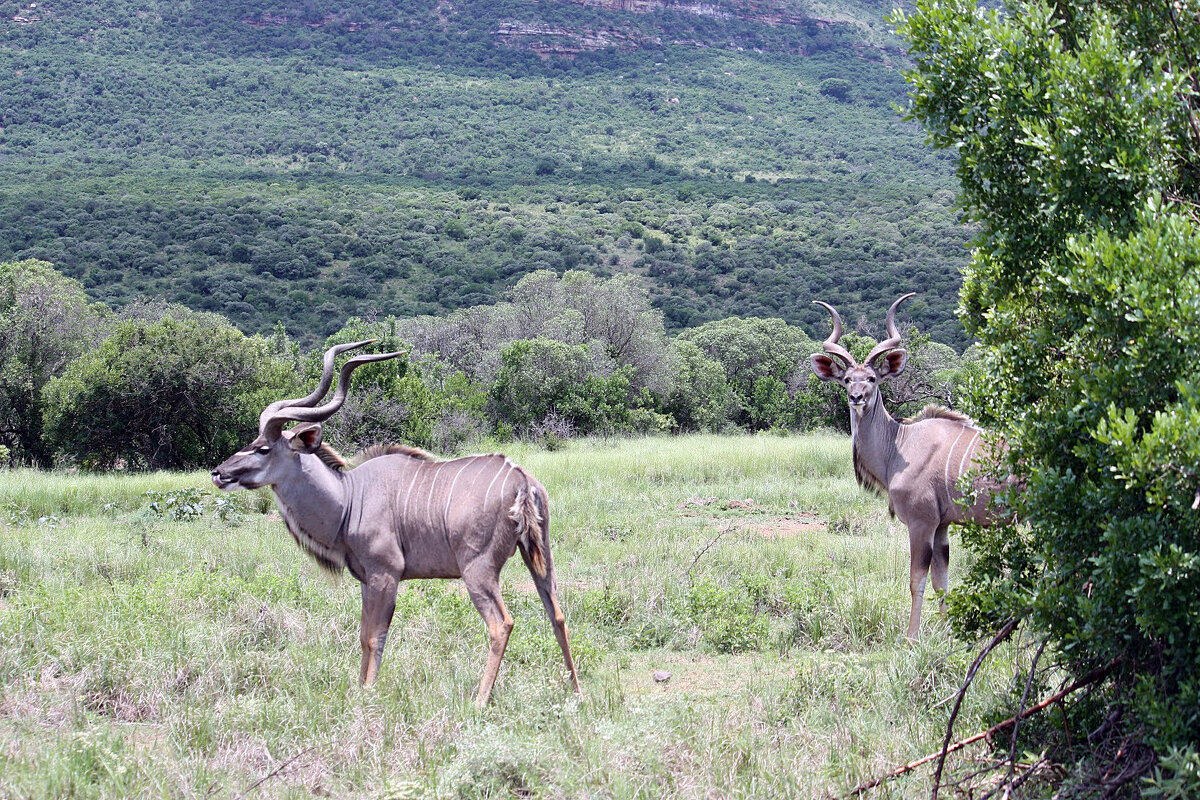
0,0,972,347
41,309,293,470
0,260,105,468
2,260,968,468
901,0,1200,788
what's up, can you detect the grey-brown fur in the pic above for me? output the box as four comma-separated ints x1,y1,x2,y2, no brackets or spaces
811,295,1008,639
212,341,580,706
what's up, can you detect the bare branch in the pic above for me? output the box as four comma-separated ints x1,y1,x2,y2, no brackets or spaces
932,617,1021,798
844,656,1118,798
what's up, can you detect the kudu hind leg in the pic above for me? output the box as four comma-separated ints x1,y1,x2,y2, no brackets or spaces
518,545,581,694
931,524,951,611
462,565,514,708
906,522,937,640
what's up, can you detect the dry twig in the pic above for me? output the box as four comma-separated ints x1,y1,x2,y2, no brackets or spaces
844,657,1117,798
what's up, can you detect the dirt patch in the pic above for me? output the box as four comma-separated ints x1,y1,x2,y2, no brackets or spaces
687,511,826,539
502,578,592,596
677,497,757,511
742,512,826,539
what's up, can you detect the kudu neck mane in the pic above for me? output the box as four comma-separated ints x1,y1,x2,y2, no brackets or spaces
314,442,438,471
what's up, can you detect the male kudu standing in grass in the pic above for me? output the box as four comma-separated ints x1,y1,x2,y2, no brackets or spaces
212,341,580,706
810,293,1000,639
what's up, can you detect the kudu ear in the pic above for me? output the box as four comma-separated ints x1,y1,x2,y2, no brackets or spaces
810,353,848,382
284,422,324,454
875,349,908,379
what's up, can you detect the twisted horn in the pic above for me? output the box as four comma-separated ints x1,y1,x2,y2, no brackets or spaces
812,300,856,366
865,292,916,366
258,339,376,432
262,350,404,439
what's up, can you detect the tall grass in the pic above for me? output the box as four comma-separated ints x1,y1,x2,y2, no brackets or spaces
0,435,1022,798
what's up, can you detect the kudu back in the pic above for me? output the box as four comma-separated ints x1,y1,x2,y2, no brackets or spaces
809,294,1006,638
212,341,580,706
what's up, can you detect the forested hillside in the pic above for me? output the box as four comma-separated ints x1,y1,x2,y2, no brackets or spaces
0,0,971,346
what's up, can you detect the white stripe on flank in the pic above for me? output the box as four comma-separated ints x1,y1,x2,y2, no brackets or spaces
401,466,419,521
957,430,980,483
944,428,967,507
424,462,447,531
482,458,511,508
497,458,515,508
443,460,473,528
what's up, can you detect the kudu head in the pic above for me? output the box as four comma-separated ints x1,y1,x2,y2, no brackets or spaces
810,293,914,418
211,340,403,491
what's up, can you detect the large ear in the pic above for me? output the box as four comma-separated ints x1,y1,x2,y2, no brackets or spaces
810,353,848,382
874,349,908,379
284,422,324,454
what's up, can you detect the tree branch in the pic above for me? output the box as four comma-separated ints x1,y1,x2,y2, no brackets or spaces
844,654,1117,798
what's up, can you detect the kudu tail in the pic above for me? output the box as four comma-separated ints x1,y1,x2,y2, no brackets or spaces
510,472,548,577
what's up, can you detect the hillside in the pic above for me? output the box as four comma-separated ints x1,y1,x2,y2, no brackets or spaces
0,0,971,346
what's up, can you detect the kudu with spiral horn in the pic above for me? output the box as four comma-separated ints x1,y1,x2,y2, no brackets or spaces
809,294,1003,639
212,341,580,706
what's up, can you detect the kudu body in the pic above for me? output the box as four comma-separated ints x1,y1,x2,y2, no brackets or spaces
212,341,580,706
810,294,998,638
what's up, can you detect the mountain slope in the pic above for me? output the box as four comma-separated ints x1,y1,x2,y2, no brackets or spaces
0,0,970,346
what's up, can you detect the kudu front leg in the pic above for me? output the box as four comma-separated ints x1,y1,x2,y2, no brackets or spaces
906,522,937,640
359,574,399,686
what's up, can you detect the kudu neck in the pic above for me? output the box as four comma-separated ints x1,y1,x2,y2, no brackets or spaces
270,454,350,548
850,393,900,487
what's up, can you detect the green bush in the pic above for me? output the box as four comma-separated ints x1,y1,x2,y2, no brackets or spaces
42,311,286,470
902,0,1200,777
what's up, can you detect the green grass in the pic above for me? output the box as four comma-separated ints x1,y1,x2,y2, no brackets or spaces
0,434,1026,798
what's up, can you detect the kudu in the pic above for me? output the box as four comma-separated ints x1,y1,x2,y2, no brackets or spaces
810,293,998,639
212,341,580,706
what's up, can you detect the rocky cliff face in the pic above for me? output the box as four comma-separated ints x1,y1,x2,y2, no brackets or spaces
492,0,840,57
232,0,850,59
565,0,812,27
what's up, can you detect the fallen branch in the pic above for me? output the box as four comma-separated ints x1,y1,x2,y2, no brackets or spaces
933,618,1021,798
844,658,1118,798
242,746,315,796
684,525,733,580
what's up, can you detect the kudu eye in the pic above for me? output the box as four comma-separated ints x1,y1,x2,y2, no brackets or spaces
257,445,271,454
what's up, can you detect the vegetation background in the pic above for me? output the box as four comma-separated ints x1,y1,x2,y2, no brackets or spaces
0,0,971,344
7,0,1200,795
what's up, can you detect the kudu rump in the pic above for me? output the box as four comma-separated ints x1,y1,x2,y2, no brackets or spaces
810,293,1001,639
212,341,580,706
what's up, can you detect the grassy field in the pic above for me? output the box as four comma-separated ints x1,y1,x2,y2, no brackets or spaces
0,434,1027,798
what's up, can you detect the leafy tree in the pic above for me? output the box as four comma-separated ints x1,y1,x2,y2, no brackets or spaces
901,0,1200,783
42,310,282,470
316,318,488,454
0,260,106,467
490,338,635,436
678,316,816,429
663,339,736,432
818,77,853,101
